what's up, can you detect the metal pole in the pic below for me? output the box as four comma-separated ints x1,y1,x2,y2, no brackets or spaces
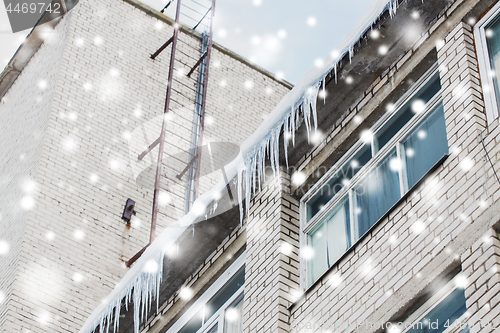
193,0,216,199
150,0,183,244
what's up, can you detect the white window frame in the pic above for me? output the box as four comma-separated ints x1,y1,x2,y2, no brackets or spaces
398,275,469,333
299,63,444,288
166,253,245,333
475,1,500,123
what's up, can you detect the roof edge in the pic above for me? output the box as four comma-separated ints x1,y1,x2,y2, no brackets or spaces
0,0,293,103
0,4,65,101
121,0,294,89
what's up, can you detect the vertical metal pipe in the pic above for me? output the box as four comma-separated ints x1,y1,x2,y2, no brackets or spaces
150,0,183,244
193,0,216,199
184,33,208,214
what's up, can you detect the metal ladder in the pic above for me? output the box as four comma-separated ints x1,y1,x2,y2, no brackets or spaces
127,0,216,266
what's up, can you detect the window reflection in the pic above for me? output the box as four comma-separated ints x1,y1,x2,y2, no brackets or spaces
224,296,243,333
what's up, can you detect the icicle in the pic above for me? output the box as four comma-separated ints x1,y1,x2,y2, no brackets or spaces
244,166,251,225
322,78,326,104
256,149,262,191
156,255,163,311
273,129,280,177
237,167,244,226
269,133,276,177
283,115,289,168
113,300,120,332
133,280,140,333
311,88,319,131
262,145,266,173
334,63,338,84
252,157,257,195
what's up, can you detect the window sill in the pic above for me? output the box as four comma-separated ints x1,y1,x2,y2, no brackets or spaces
290,153,449,312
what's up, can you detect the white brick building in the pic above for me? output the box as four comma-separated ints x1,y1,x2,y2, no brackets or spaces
124,1,500,333
3,0,500,333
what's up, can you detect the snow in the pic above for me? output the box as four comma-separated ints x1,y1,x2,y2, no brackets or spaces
79,0,401,332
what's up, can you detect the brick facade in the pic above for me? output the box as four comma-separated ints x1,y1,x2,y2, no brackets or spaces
462,229,500,333
137,1,500,333
242,171,299,333
0,12,72,332
239,4,500,333
283,15,500,333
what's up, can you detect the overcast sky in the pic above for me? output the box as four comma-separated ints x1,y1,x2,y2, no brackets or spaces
0,0,375,84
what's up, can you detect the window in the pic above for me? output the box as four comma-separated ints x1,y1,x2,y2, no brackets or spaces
397,275,469,333
475,1,500,123
166,254,245,333
301,66,448,286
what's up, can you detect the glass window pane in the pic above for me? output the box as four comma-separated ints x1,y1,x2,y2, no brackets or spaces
206,324,218,333
325,200,351,267
224,296,243,333
406,288,467,333
307,199,349,285
486,16,500,109
354,149,401,238
307,218,328,284
307,144,371,220
204,269,245,321
403,103,448,189
375,73,441,150
375,107,415,150
178,315,203,333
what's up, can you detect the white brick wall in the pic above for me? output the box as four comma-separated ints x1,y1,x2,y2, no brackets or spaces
241,12,500,333
286,21,500,333
0,13,71,332
462,229,500,333
243,171,299,333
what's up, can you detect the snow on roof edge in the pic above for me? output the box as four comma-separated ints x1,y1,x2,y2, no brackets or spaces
79,1,401,332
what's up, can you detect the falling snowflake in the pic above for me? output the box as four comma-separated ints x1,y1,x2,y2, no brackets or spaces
20,196,35,210
378,45,389,55
307,17,317,26
291,171,306,186
89,174,99,183
38,80,47,90
0,241,9,255
74,230,85,240
75,37,84,46
179,287,193,300
93,36,104,46
244,80,254,90
73,273,84,283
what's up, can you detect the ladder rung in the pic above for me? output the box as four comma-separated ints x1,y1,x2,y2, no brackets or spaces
151,36,174,60
187,52,208,78
193,6,212,30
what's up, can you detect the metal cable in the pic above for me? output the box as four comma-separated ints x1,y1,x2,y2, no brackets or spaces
478,132,499,230
479,133,500,185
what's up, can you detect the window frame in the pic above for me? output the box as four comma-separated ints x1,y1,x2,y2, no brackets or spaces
474,1,500,123
299,64,445,288
165,253,245,333
398,275,469,333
